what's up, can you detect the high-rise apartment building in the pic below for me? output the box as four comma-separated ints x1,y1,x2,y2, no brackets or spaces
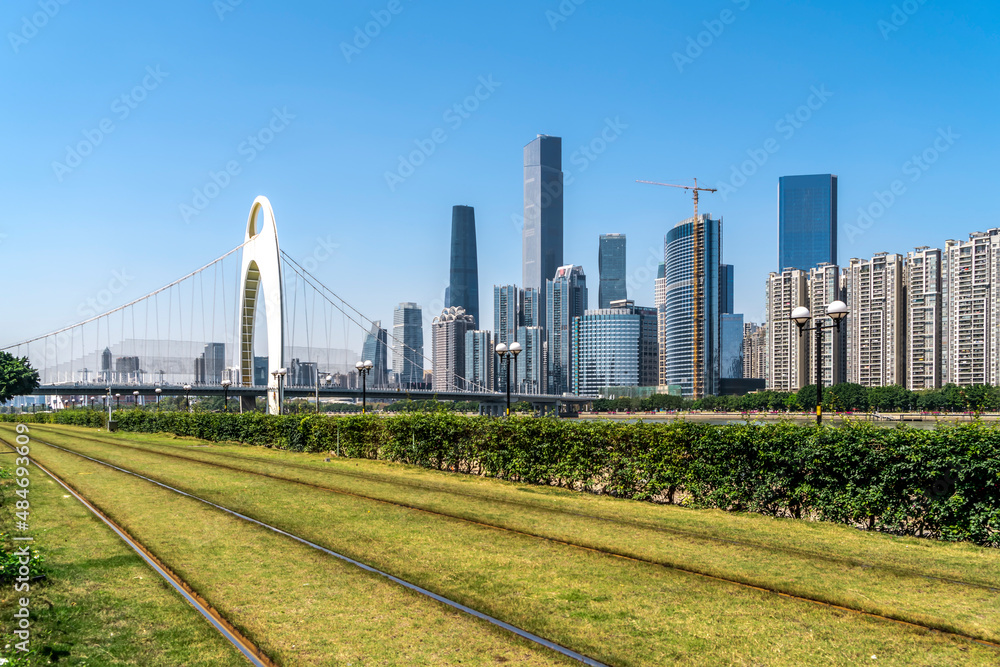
778,174,838,272
571,302,658,396
464,330,495,393
362,321,389,387
846,253,905,387
905,247,943,389
523,135,564,320
598,234,627,308
943,231,999,386
546,265,588,395
446,205,479,327
743,323,767,380
654,263,667,386
392,302,424,387
662,215,723,398
431,307,476,392
765,269,809,391
515,325,547,394
808,263,847,387
493,285,520,347
522,287,541,328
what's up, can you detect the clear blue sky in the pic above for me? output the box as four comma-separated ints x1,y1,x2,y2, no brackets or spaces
2,0,998,347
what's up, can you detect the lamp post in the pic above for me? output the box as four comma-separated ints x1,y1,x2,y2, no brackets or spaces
791,300,848,426
115,393,121,411
356,360,373,414
221,380,232,413
133,390,140,409
495,342,522,417
155,387,162,410
271,369,287,414
183,385,192,412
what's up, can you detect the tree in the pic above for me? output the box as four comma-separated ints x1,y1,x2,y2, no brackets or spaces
0,352,40,405
824,383,868,412
796,385,818,410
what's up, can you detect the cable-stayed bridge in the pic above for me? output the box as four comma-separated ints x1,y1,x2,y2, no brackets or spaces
4,197,587,415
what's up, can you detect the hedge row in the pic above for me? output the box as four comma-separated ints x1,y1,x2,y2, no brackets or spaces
5,410,998,547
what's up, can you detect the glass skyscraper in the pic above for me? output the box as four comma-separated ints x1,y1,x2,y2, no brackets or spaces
493,285,520,346
447,205,479,328
598,234,627,309
721,313,745,379
523,135,564,322
546,265,588,395
778,174,838,272
361,321,388,387
721,264,734,314
464,330,494,393
392,302,424,387
571,303,658,396
663,215,723,398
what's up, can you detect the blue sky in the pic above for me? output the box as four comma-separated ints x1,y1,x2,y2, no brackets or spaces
2,0,998,347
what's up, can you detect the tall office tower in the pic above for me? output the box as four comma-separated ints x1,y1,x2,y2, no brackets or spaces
598,234,627,308
654,263,667,386
778,174,838,272
721,264,735,314
515,325,547,394
464,330,495,393
446,205,480,327
663,215,723,398
905,247,943,389
807,263,847,387
846,253,905,387
288,359,318,387
546,265,588,395
521,287,540,327
116,356,141,384
765,269,810,391
523,135,564,321
431,306,475,392
253,356,268,387
571,302,658,396
195,343,225,385
943,231,1000,386
362,321,389,387
493,285,520,346
101,347,112,382
743,322,767,379
721,314,745,379
392,302,424,387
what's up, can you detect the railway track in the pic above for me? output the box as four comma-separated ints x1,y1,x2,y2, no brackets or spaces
27,424,1000,594
8,427,1000,653
2,433,608,667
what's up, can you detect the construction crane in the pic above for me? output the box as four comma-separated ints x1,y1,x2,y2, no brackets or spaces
638,179,717,399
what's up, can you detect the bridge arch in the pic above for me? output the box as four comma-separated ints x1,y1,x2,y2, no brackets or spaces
237,196,286,414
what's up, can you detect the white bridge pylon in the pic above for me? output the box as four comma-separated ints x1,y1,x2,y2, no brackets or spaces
238,196,286,415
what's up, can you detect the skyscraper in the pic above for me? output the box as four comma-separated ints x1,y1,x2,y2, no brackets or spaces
721,314,744,379
493,285,520,347
598,234,627,308
662,215,723,398
515,325,547,394
392,302,424,388
846,253,905,387
943,231,1000,386
743,323,766,380
654,263,667,386
521,287,541,327
523,135,564,321
431,307,476,392
447,205,479,327
571,302,658,396
905,247,943,390
721,264,735,314
362,321,389,387
778,174,838,272
546,265,588,395
464,330,495,393
808,263,847,387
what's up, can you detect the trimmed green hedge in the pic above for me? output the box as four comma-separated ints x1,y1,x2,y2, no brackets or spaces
4,410,998,547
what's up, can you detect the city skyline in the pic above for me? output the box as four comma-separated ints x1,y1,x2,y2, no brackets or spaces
4,2,996,350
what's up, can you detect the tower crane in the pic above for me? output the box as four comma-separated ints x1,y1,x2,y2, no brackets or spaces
638,179,717,399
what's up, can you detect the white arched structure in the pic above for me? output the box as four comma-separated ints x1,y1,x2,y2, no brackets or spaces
237,196,286,415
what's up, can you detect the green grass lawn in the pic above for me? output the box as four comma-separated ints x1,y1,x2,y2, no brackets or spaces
9,423,1000,666
0,444,249,666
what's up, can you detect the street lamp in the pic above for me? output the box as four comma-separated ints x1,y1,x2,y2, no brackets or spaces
791,300,848,425
115,393,121,411
271,368,287,414
155,387,162,410
356,360,373,414
496,342,522,417
221,380,232,413
133,390,140,409
183,384,192,412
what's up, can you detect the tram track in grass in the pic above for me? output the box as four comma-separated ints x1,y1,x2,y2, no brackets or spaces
8,425,1000,658
25,424,1000,597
